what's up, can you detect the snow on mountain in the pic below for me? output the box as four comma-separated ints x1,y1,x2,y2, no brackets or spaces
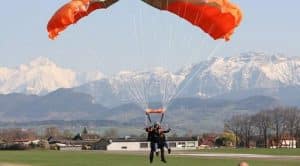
0,57,104,94
75,67,184,107
75,52,300,107
1,53,299,106
180,52,300,98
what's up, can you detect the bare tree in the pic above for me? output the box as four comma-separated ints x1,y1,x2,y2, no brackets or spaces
253,110,272,148
103,128,118,138
295,109,300,147
62,129,73,139
240,114,254,148
44,127,61,138
0,128,37,142
284,107,298,147
224,106,300,149
270,107,286,147
225,114,243,147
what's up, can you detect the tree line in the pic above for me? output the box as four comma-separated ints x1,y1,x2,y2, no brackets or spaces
225,107,300,148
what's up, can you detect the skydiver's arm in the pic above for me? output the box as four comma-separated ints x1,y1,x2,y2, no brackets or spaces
163,128,171,133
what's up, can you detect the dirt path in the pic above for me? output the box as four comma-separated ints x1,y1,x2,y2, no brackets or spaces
0,164,30,166
173,153,300,160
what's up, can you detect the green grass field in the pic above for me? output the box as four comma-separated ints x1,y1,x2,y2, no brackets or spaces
0,151,300,166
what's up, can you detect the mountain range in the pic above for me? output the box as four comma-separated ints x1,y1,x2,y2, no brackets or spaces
0,52,299,132
1,52,299,107
0,57,103,94
0,90,279,133
74,52,300,107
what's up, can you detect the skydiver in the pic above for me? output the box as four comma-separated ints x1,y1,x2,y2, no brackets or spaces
145,122,167,163
154,123,169,163
145,124,158,163
158,126,171,154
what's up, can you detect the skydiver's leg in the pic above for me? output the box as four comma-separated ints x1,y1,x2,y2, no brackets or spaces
150,142,156,163
164,142,171,154
150,151,154,163
160,146,166,163
155,143,159,156
164,142,169,149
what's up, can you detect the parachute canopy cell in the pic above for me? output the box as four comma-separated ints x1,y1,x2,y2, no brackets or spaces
47,0,118,40
142,0,243,41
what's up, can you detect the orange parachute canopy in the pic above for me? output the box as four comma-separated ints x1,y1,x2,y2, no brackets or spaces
142,0,243,41
47,0,118,39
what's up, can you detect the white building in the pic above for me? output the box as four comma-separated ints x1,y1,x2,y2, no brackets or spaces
280,139,297,149
270,137,297,149
57,143,83,151
106,137,198,151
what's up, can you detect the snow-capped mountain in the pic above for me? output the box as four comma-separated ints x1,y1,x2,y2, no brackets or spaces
180,52,300,98
0,57,104,94
75,52,300,107
1,52,300,107
75,67,184,107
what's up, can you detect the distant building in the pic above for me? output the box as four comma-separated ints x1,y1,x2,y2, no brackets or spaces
105,137,198,151
198,134,218,148
269,135,297,149
47,135,199,151
13,139,40,145
57,143,82,151
48,134,100,151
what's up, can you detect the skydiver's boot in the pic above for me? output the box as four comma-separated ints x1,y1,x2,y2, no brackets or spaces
168,148,171,154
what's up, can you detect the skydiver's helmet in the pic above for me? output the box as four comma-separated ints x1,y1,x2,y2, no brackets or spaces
153,122,160,129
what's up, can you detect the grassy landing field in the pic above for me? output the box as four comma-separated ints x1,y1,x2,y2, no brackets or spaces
0,151,300,166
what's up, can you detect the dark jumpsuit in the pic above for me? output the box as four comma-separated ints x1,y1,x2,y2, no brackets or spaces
158,128,171,151
146,126,166,163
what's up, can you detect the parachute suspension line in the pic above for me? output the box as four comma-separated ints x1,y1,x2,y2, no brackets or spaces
142,79,148,108
159,76,166,107
127,80,147,110
130,78,148,109
162,76,170,108
139,79,150,109
145,113,152,126
142,78,151,109
130,9,148,109
165,42,224,110
160,0,184,111
162,77,168,109
133,8,147,67
132,13,147,107
127,79,143,107
163,23,220,107
160,113,165,124
162,112,167,126
138,8,148,69
161,6,210,109
133,15,143,63
206,41,224,60
132,8,152,113
163,77,174,109
127,76,148,110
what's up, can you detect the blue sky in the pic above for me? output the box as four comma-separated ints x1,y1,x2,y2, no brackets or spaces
0,0,299,74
